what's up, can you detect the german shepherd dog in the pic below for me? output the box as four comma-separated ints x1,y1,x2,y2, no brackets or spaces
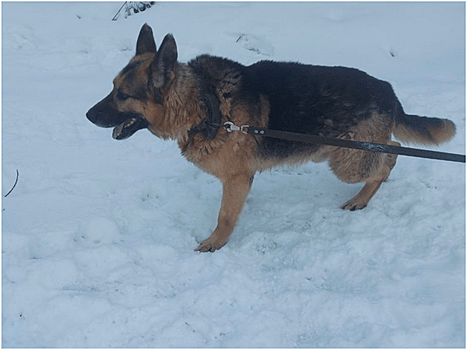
87,24,456,252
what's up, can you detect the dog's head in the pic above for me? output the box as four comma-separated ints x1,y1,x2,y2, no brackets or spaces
86,24,177,140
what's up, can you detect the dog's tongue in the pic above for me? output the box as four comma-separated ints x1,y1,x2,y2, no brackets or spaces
112,117,148,140
112,122,128,140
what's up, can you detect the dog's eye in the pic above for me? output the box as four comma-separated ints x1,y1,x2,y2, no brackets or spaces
116,90,130,101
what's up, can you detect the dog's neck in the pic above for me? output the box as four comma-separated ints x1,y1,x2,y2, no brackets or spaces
154,63,205,141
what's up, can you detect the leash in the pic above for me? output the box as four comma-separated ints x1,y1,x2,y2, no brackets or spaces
223,122,466,163
190,93,464,163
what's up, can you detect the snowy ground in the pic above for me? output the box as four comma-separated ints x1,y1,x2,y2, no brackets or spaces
2,2,465,348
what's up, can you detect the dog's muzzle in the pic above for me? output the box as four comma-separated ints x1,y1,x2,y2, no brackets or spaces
86,104,149,140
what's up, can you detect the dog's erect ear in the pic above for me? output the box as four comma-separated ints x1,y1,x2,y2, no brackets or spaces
156,34,177,73
136,24,157,55
149,33,178,92
155,33,177,74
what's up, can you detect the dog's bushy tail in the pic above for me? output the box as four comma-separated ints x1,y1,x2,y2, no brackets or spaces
393,105,456,146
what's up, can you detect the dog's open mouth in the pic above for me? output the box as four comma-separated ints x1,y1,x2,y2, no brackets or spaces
112,117,149,140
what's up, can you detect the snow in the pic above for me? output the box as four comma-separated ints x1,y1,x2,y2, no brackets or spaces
2,2,465,347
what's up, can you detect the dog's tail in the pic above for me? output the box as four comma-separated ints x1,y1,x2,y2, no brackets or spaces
393,103,456,146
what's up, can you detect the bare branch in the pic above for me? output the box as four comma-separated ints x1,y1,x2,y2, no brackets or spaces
4,169,19,198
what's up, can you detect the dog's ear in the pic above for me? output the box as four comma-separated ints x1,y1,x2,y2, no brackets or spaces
155,33,177,74
149,33,178,92
136,24,157,55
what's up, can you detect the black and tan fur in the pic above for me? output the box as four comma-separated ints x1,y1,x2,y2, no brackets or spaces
87,24,456,252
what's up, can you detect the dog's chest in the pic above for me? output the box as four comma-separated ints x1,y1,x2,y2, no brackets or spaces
179,132,228,166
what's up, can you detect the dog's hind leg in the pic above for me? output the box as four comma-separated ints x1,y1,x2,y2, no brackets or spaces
330,139,399,211
195,172,254,252
339,165,389,211
328,113,401,210
383,140,401,182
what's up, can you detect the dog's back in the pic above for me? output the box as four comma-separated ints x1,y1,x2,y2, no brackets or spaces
238,61,454,160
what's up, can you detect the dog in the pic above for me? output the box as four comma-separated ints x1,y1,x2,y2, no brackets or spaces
86,24,456,252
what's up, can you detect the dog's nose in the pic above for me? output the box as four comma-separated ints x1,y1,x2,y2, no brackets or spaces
86,108,102,125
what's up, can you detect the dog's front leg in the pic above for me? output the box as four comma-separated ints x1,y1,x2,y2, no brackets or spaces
195,173,254,252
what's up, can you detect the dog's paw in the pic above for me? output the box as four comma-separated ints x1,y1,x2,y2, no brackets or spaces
195,236,227,253
340,200,367,211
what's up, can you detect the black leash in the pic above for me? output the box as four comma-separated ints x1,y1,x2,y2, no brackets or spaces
191,93,464,163
223,122,465,163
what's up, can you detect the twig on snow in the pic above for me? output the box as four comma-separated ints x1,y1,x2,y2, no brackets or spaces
4,169,19,198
